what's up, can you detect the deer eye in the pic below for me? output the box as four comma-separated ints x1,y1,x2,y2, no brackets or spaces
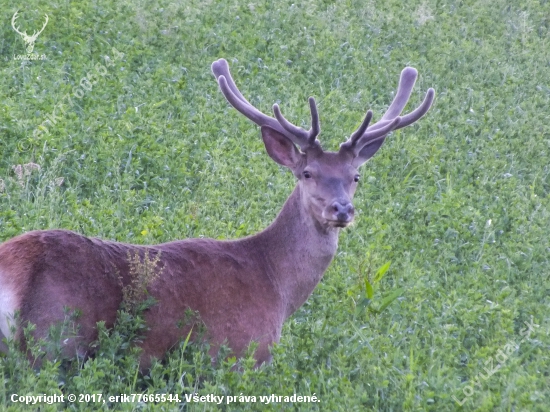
354,175,360,182
303,171,312,179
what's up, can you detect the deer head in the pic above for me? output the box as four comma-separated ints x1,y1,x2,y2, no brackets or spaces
11,11,49,54
212,59,435,230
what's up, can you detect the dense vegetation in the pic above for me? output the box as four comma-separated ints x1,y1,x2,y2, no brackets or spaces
1,0,549,410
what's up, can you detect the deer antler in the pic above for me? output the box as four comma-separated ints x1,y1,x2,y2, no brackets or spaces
212,59,321,152
31,14,49,40
11,11,26,37
340,67,435,157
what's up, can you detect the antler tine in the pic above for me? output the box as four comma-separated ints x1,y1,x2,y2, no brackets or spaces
391,87,435,130
358,116,401,143
368,67,418,132
348,110,373,146
212,58,320,151
308,96,320,141
273,96,320,149
212,59,250,106
339,110,373,152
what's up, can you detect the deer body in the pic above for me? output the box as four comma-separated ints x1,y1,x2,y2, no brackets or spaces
0,59,434,367
0,185,336,366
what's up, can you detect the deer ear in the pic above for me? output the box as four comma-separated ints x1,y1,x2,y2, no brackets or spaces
351,138,386,168
261,126,302,170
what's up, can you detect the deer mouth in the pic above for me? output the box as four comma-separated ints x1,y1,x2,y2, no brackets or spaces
327,219,353,228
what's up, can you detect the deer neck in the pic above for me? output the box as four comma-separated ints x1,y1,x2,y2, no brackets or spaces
252,184,340,319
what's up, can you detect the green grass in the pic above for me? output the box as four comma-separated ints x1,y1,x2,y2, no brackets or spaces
1,0,549,410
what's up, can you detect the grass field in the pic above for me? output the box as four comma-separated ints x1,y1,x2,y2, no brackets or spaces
1,0,549,410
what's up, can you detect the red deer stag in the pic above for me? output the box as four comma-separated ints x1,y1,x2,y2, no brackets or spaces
0,59,434,368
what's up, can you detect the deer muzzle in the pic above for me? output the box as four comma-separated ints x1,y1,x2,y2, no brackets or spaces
325,200,355,227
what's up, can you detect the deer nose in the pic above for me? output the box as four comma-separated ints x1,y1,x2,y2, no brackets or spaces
330,201,355,222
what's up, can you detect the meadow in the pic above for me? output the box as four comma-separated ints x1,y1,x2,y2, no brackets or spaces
0,0,549,410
